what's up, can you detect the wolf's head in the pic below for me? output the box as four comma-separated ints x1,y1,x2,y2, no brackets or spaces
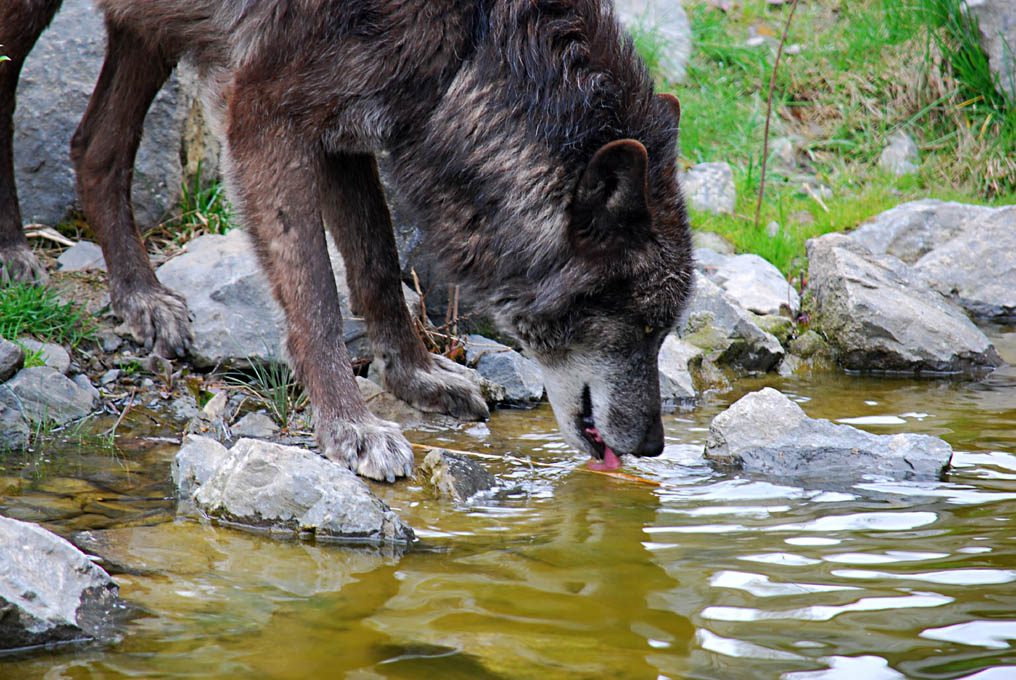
502,94,693,469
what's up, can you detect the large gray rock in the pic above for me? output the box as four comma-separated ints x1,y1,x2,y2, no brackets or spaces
463,335,544,404
705,387,953,481
710,253,800,317
13,0,217,227
0,338,24,382
681,162,736,215
16,338,71,375
806,233,1002,375
171,435,230,517
0,515,125,651
912,206,1016,322
0,366,97,425
175,437,414,544
0,403,29,451
967,0,1016,103
156,229,420,368
615,0,692,82
658,334,699,411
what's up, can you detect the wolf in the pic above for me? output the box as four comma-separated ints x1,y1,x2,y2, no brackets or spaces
0,0,694,479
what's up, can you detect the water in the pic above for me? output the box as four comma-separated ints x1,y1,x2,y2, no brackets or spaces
1,328,1015,679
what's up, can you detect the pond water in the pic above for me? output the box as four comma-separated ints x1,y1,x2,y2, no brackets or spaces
2,327,1015,679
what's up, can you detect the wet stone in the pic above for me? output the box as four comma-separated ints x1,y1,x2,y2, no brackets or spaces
0,338,24,382
463,335,544,404
0,366,98,425
419,448,497,502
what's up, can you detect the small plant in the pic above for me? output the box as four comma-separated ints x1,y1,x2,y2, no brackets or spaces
224,356,306,427
0,283,94,348
20,346,45,369
161,162,233,242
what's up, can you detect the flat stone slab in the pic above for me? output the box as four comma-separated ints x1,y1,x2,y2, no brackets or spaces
705,387,953,481
173,436,414,544
0,515,125,651
0,366,97,425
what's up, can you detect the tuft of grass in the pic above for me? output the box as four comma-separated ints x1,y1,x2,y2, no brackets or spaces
0,283,94,348
224,357,306,427
160,162,233,243
20,346,45,369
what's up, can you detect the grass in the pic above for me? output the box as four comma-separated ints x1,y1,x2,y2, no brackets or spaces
224,357,306,427
157,162,233,244
0,282,94,348
643,0,1016,278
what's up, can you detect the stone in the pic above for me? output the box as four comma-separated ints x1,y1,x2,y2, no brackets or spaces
0,403,29,451
966,0,1016,104
681,162,736,215
156,229,420,368
176,437,414,543
171,435,230,516
100,369,120,386
806,233,1002,375
419,448,497,501
658,335,699,411
0,366,97,425
13,0,217,228
710,253,800,317
912,206,1016,322
0,338,24,382
463,335,544,403
0,515,125,651
16,338,71,375
231,411,280,439
57,241,106,272
788,330,835,361
615,0,692,82
753,314,795,345
691,231,735,255
71,374,100,405
94,328,122,353
705,387,953,481
767,136,797,171
878,130,920,176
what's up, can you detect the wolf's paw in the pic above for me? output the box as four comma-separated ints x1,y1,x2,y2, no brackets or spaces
0,244,49,286
318,416,414,482
384,353,489,421
113,286,193,359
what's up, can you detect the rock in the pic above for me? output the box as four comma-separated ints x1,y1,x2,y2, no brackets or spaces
658,335,699,411
705,387,953,481
615,0,692,82
419,448,496,501
912,206,1016,322
100,369,120,386
693,246,732,273
0,403,29,450
176,437,414,543
681,162,736,215
0,338,24,382
13,0,217,227
878,130,920,176
171,435,231,516
71,374,100,405
849,199,998,264
463,335,544,404
767,136,797,172
788,330,835,361
231,411,280,439
94,328,122,353
156,229,420,368
16,338,71,375
691,231,735,255
682,277,784,373
0,367,97,424
0,515,125,651
753,314,795,345
806,233,1002,375
57,241,106,272
966,0,1016,104
710,253,800,317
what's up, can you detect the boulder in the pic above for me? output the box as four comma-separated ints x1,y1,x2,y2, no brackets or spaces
705,387,953,481
658,335,699,411
878,130,920,176
615,0,692,82
0,338,24,382
174,436,414,544
806,233,1001,375
0,366,97,425
0,515,125,651
680,162,736,215
463,335,544,404
966,0,1016,103
419,448,497,501
13,0,217,227
155,229,420,368
710,253,800,317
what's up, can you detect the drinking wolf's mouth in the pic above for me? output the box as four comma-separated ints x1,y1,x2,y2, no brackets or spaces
578,385,622,471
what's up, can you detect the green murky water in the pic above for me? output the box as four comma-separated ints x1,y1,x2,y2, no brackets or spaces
2,328,1016,679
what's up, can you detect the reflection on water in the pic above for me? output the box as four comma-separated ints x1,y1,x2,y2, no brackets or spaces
1,328,1015,678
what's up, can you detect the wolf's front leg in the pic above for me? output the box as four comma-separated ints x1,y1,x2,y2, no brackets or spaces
319,151,488,421
227,129,412,481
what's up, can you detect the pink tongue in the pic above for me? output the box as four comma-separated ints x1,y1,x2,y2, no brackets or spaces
584,427,622,471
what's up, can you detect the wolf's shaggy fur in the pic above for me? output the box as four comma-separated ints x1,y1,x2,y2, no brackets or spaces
0,0,694,479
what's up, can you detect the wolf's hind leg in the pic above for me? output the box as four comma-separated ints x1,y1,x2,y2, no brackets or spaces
0,0,62,285
226,127,412,481
319,152,489,421
70,21,191,357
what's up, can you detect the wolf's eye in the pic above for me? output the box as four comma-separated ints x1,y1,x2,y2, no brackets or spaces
644,325,654,336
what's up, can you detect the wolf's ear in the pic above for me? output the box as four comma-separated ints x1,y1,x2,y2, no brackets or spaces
570,139,651,251
657,93,681,127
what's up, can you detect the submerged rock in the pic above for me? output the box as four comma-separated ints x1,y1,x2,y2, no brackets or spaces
174,436,414,544
419,448,497,501
806,233,1001,375
463,335,544,404
0,515,125,651
0,366,97,425
705,388,953,481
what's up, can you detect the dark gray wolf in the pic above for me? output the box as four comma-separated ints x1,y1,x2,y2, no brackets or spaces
0,0,694,479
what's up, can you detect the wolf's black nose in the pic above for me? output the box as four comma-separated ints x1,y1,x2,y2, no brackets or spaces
636,417,665,457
